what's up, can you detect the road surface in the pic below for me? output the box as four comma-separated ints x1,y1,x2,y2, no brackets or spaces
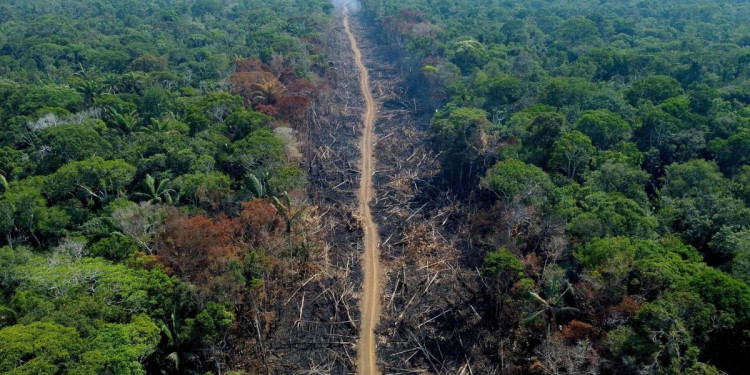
343,9,381,375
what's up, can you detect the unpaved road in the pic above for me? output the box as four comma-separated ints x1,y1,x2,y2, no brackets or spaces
343,9,381,375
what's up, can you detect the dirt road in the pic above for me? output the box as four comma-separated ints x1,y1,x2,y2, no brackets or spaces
343,9,381,375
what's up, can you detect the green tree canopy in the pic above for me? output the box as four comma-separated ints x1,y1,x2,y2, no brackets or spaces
44,157,136,204
626,75,682,106
482,159,551,204
550,130,596,179
575,109,632,149
0,322,83,374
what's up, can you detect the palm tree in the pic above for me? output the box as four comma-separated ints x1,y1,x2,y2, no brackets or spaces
121,71,145,92
106,106,141,134
250,79,285,107
145,118,167,133
524,277,579,338
134,174,174,204
76,80,106,105
246,173,268,198
102,73,120,93
272,192,307,234
0,175,8,194
159,308,199,375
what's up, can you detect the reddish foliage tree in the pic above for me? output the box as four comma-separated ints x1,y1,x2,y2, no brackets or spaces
235,57,269,73
231,58,319,133
523,253,542,277
155,199,284,301
276,95,312,127
230,71,283,108
238,199,279,243
604,296,641,327
157,213,237,283
562,320,600,343
255,104,278,116
277,69,298,86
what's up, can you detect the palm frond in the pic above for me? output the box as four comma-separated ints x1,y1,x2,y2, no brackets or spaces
0,175,8,193
527,291,549,306
522,309,547,326
247,174,264,198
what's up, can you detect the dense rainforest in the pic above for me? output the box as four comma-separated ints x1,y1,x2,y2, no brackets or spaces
360,0,750,374
1,0,749,374
0,0,339,373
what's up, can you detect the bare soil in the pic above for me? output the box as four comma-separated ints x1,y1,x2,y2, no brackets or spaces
342,9,382,375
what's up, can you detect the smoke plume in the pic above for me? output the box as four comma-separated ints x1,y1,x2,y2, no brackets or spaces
331,0,362,14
